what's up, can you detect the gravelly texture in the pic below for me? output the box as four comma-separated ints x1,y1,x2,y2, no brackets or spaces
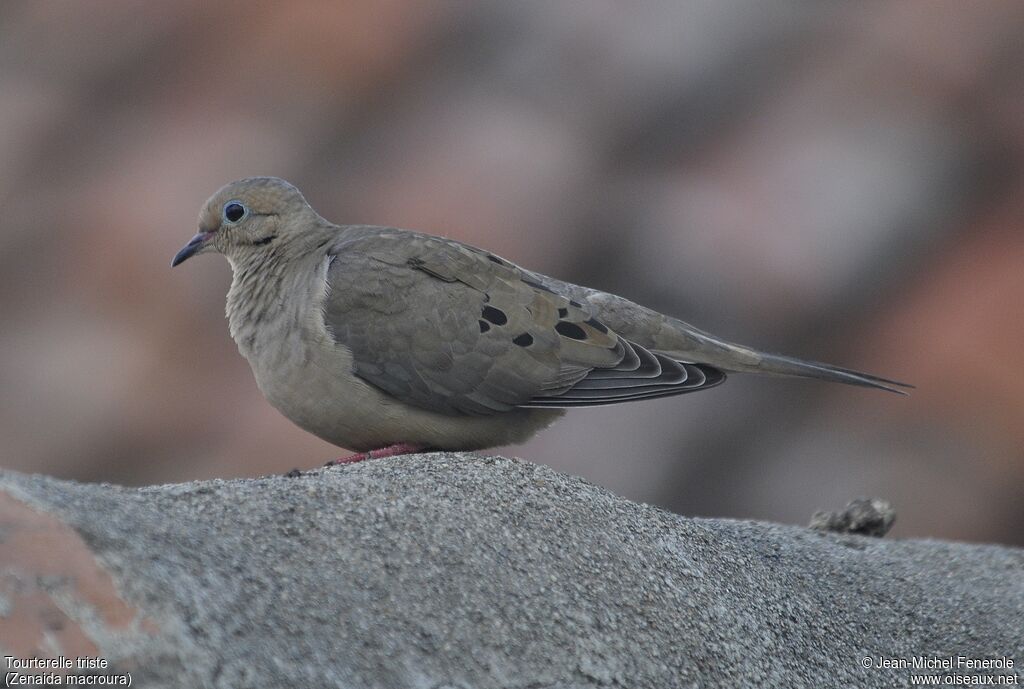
2,454,1022,688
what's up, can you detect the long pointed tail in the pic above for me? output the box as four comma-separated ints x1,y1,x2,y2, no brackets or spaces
579,291,913,394
748,352,913,395
657,328,913,395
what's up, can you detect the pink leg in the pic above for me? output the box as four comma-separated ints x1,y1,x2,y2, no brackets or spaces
326,443,425,466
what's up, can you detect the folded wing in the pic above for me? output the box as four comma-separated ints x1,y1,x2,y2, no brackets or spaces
322,228,725,416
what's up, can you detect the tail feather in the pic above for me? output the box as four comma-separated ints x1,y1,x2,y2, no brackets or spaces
656,326,912,395
745,352,912,395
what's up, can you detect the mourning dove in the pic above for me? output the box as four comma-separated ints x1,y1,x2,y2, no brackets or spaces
173,177,910,463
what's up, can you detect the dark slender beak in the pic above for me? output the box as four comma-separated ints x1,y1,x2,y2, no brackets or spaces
171,232,212,267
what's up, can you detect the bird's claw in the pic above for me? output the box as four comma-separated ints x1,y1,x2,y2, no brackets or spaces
325,443,425,466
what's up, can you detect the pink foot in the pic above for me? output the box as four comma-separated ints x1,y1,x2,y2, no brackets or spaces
326,443,425,466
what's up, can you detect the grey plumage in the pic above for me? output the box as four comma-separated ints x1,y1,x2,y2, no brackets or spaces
173,177,910,454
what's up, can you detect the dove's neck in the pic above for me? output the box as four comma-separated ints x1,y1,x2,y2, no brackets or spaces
225,246,330,364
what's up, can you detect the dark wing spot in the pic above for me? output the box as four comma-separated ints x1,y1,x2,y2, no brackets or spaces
522,278,557,294
555,321,587,340
557,307,569,318
252,235,277,246
487,254,504,265
584,317,608,334
479,320,491,333
408,256,456,282
512,333,534,347
569,299,582,308
482,305,508,325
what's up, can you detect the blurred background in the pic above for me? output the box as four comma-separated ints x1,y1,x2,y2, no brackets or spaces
2,1,1022,545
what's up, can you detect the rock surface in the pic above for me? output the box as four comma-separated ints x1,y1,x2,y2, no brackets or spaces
809,497,898,537
1,454,1022,688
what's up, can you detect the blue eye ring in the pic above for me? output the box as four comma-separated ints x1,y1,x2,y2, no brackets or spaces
223,201,247,224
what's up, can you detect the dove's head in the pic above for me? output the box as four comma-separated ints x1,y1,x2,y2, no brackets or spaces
172,177,322,267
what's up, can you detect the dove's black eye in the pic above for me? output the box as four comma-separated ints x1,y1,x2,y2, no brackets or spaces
223,202,246,223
